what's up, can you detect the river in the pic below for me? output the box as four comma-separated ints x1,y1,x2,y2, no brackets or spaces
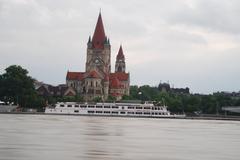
0,114,240,160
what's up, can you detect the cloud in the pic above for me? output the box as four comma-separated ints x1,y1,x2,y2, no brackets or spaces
165,0,240,34
0,0,240,93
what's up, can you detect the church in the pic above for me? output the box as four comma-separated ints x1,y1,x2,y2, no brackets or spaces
66,13,130,101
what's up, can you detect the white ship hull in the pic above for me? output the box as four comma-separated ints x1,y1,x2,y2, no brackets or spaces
45,102,185,118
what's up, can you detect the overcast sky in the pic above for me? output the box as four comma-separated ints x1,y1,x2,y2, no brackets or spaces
0,0,240,94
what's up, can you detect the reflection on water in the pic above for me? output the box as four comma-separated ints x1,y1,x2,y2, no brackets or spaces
0,115,240,160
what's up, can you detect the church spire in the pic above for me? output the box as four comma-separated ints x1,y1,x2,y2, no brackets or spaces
117,45,125,60
115,45,126,73
92,12,106,49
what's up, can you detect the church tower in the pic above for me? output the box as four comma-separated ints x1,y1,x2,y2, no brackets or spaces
115,45,126,73
86,13,111,76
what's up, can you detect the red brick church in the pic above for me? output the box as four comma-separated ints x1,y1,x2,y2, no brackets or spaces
66,12,130,101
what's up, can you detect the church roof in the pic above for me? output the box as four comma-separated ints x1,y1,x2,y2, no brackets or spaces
110,77,123,89
117,45,125,59
110,72,129,81
92,13,106,49
87,70,101,78
66,72,84,81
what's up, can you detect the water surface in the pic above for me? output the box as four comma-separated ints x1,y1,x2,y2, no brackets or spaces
0,114,240,160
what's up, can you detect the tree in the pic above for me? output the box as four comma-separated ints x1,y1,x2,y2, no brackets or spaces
93,96,102,102
0,65,39,108
107,95,116,102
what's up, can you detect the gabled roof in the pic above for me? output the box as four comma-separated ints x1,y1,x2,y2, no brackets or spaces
92,13,106,49
110,76,124,89
117,45,125,60
66,72,84,81
36,84,76,97
110,72,129,81
87,70,101,79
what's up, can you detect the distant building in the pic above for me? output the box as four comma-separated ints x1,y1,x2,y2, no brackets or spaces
158,82,190,94
214,91,240,99
36,83,76,97
66,12,130,101
158,83,171,92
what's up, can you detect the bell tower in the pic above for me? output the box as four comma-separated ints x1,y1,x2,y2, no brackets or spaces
86,12,111,76
115,45,126,73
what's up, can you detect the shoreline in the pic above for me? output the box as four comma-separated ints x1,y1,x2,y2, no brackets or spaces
1,112,240,121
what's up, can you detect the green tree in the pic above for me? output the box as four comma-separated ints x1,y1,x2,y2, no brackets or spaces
107,95,116,102
0,65,39,108
93,96,102,102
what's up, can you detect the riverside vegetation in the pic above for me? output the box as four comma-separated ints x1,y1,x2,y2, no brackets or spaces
1,65,240,114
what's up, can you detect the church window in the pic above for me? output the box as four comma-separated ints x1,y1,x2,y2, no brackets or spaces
96,90,101,94
118,67,122,72
91,81,93,87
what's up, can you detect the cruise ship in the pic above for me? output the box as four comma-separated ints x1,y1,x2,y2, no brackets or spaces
45,102,185,118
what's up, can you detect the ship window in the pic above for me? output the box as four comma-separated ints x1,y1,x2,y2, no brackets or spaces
120,111,125,114
74,110,79,113
60,104,64,107
75,105,79,108
104,111,111,114
67,105,72,107
112,111,118,114
88,111,94,113
144,107,151,109
136,107,142,109
127,112,134,114
128,106,134,109
80,105,87,108
144,112,150,115
136,112,142,114
104,106,110,108
96,111,102,113
112,106,118,109
88,105,95,108
96,106,102,108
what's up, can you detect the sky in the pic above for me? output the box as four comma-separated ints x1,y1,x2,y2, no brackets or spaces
0,0,240,94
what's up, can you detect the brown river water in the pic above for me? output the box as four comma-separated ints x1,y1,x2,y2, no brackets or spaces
0,114,240,160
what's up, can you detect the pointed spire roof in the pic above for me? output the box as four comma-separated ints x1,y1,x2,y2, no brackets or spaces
117,45,125,59
92,12,106,49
